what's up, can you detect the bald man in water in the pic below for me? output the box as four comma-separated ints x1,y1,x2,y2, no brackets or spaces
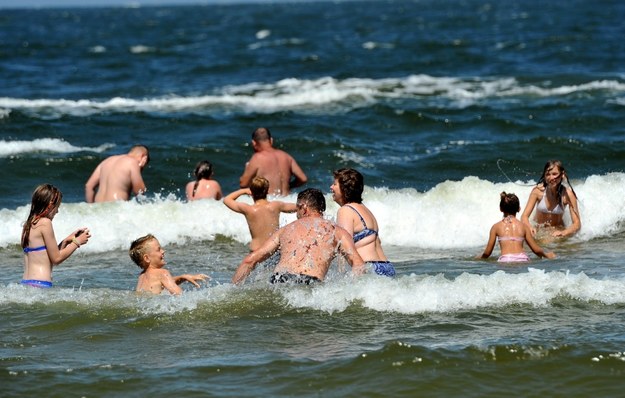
239,127,307,196
85,145,150,203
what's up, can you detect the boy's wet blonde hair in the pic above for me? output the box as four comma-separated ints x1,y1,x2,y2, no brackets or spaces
129,234,156,270
250,176,269,201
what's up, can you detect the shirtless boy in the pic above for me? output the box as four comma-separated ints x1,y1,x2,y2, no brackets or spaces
129,234,208,295
224,176,297,251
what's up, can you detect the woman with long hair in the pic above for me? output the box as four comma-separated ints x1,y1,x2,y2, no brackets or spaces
521,160,581,238
21,184,91,288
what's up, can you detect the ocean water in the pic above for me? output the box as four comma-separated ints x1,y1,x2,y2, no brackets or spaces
2,0,625,396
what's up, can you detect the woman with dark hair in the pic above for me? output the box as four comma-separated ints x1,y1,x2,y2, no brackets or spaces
330,168,395,276
185,160,223,201
521,160,581,238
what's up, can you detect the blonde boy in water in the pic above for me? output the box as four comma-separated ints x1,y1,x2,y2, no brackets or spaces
129,234,208,295
479,192,556,263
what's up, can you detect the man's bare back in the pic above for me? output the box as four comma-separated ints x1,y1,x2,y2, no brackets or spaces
243,149,301,195
272,217,346,279
85,146,149,203
232,188,365,284
239,127,307,196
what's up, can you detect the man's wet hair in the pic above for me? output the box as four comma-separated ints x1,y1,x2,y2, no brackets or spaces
252,127,271,142
297,188,326,213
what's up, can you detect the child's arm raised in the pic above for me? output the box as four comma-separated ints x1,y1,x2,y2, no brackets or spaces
277,201,297,213
223,188,252,213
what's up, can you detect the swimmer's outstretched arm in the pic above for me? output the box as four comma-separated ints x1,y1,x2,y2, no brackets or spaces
232,234,280,285
174,274,210,288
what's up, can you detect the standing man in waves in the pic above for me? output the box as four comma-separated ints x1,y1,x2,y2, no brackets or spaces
239,127,307,196
85,145,150,203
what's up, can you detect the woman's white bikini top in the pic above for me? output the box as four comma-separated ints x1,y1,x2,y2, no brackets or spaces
536,193,564,215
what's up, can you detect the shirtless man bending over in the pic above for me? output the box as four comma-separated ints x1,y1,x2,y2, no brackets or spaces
85,145,150,203
232,188,366,285
239,127,307,196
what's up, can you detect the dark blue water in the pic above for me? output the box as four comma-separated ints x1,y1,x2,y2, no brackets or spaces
2,1,625,396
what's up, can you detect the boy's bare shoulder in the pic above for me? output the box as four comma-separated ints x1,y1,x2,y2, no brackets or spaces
143,268,172,277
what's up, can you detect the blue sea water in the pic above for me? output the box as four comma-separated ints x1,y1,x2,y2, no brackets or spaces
1,0,625,396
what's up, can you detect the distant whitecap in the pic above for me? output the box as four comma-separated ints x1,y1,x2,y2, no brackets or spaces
130,45,155,54
255,29,271,39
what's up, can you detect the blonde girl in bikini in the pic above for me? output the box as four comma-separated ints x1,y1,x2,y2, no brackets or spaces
480,192,555,263
521,160,581,239
21,184,91,288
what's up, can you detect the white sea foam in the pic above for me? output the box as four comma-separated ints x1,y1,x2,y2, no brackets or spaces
89,45,107,53
255,29,271,40
130,45,156,54
2,268,624,315
0,138,114,157
1,173,624,252
281,268,625,314
610,97,625,106
1,75,623,117
0,193,298,253
0,280,234,315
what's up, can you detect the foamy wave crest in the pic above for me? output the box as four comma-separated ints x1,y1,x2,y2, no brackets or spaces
0,194,298,252
2,75,623,117
1,173,624,252
324,172,625,249
610,97,625,106
0,138,114,157
2,268,623,316
0,281,232,315
282,268,625,314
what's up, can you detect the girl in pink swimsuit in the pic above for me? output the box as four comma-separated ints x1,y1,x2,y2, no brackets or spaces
479,192,555,263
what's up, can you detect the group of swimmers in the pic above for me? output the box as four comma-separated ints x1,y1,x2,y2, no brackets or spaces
19,125,581,293
479,160,580,263
19,167,392,293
